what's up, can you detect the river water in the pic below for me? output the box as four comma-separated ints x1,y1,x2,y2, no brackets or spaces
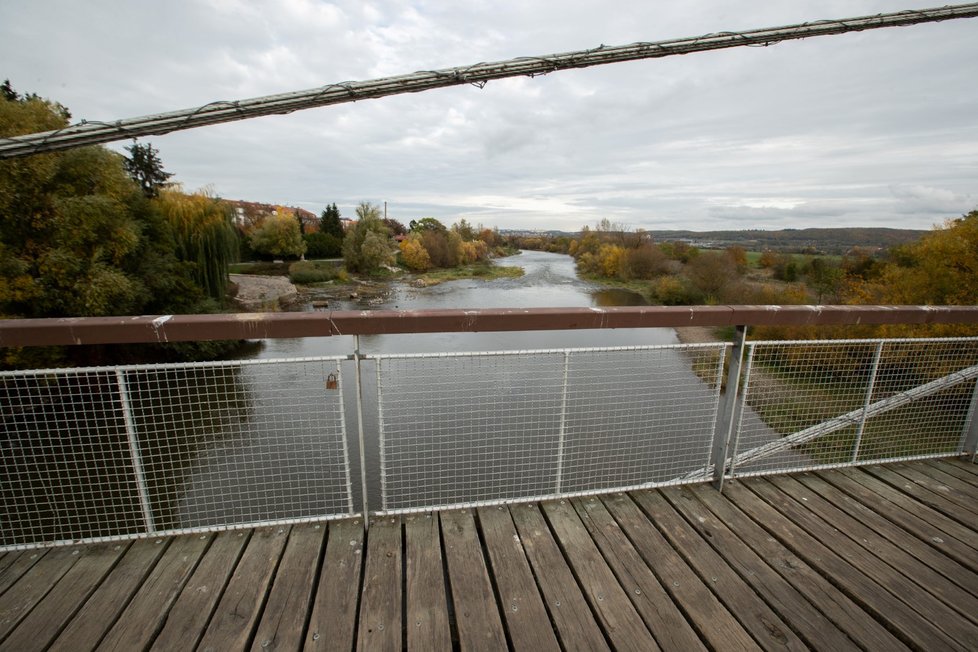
248,249,678,358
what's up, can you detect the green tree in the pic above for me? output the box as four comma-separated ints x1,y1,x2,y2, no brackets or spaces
303,231,342,258
320,203,344,238
343,202,392,273
249,212,307,260
123,142,173,198
157,190,239,300
409,217,447,233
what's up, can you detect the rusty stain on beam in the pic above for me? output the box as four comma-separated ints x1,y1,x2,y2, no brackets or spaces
1,305,978,348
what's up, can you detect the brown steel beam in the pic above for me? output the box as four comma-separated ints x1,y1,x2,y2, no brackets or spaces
2,305,977,348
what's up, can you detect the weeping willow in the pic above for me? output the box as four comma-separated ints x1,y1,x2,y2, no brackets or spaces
157,189,238,302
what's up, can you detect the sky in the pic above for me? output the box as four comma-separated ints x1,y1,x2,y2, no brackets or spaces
2,1,976,232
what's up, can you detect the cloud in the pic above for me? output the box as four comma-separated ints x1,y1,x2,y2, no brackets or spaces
2,1,977,231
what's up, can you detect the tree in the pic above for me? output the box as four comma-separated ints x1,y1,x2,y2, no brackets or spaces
248,212,307,260
157,190,239,300
409,217,447,233
304,231,342,258
399,234,432,271
343,202,392,273
453,219,475,241
383,217,407,236
320,203,344,238
123,142,173,198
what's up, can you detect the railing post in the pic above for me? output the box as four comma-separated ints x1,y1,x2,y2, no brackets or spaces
711,325,747,491
353,336,371,531
851,341,884,463
115,370,156,534
960,377,978,463
554,351,570,495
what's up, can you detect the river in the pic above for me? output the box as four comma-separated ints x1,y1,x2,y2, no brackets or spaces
247,250,678,358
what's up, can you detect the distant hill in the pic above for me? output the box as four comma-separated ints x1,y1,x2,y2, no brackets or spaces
500,227,928,255
643,228,927,254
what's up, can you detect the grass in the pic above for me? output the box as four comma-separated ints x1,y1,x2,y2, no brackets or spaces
288,260,347,284
416,263,524,286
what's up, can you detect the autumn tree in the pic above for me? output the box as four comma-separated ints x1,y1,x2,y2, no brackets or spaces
399,234,432,271
248,212,307,260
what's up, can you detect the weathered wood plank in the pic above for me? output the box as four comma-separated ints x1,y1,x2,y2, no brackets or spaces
865,464,978,525
839,466,978,551
305,518,363,651
441,509,507,651
818,469,978,573
571,496,705,651
49,537,168,651
943,457,978,476
356,516,401,652
149,530,250,652
196,526,290,652
252,524,327,651
477,506,559,652
797,471,978,596
774,474,978,619
510,502,610,651
542,500,658,651
903,462,978,514
98,533,212,651
660,485,856,651
690,484,908,651
739,479,974,650
600,492,758,651
404,513,451,651
0,549,46,597
633,490,807,651
928,458,978,483
2,541,128,650
0,546,79,642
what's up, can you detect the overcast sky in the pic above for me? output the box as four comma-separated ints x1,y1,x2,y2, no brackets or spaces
2,1,976,231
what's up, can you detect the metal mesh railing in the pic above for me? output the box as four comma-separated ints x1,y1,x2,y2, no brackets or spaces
0,357,354,549
728,338,978,478
373,343,726,514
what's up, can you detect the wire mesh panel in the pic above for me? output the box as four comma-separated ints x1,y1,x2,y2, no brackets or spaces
1,370,145,547
560,345,724,493
730,338,978,478
374,343,725,514
1,357,354,549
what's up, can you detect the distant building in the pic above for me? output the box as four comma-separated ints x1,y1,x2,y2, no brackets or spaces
224,199,319,232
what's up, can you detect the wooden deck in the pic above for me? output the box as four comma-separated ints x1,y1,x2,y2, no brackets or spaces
2,459,978,651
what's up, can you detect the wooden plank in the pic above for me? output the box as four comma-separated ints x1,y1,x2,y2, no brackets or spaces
49,536,168,651
251,524,326,651
356,516,401,652
800,471,978,591
97,533,212,651
440,509,507,651
541,500,658,651
2,541,128,650
865,464,978,524
0,546,79,642
305,518,363,651
738,479,975,650
149,530,250,651
659,486,856,651
689,484,908,651
196,526,290,652
943,457,978,476
0,549,46,597
632,490,807,651
571,497,705,651
839,466,978,551
510,502,609,651
817,468,978,572
928,458,978,483
770,475,978,625
904,462,978,513
477,506,560,652
404,513,451,651
600,493,758,651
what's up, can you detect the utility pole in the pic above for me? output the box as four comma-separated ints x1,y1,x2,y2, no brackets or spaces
384,201,387,220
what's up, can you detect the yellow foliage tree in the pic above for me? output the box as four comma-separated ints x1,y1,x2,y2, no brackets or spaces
399,234,432,271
